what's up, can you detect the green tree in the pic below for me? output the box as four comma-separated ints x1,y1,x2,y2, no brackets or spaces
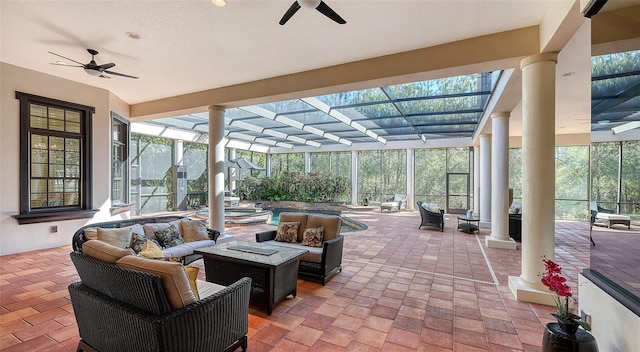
555,146,589,220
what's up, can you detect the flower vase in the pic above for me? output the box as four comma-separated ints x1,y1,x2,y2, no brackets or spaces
557,319,579,335
542,323,599,352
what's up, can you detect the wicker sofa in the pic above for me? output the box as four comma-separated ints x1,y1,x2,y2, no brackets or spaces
255,213,343,285
72,215,233,265
69,241,251,352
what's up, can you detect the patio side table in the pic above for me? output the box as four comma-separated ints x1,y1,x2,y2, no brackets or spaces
457,215,480,234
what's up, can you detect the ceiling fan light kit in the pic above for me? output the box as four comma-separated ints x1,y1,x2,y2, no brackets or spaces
49,49,139,79
211,0,227,7
279,0,346,25
84,68,101,77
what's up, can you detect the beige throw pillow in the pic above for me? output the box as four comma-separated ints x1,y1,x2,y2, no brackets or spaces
116,256,197,310
83,227,98,240
97,227,132,249
180,221,210,242
82,240,131,264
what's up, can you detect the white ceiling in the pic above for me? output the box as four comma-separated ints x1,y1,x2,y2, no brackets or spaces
1,0,635,142
1,0,555,105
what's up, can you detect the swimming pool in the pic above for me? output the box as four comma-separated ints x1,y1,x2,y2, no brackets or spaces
270,208,367,232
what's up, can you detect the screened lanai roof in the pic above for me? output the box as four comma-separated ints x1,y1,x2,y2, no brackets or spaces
134,50,640,150
590,50,640,133
134,71,499,150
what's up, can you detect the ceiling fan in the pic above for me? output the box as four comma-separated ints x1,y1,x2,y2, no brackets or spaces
49,49,138,79
280,0,346,25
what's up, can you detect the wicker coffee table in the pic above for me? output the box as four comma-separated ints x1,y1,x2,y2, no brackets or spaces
195,241,308,315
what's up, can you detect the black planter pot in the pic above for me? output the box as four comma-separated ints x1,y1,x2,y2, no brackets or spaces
542,322,599,352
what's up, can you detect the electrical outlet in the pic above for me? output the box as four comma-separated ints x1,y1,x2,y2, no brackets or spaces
581,310,591,325
50,225,58,233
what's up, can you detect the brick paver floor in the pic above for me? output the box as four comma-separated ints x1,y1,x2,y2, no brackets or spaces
0,210,607,351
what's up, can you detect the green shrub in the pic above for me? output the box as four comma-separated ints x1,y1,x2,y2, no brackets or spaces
237,171,348,202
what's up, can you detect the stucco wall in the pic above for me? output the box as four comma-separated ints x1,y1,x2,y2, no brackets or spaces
0,63,130,255
578,274,640,352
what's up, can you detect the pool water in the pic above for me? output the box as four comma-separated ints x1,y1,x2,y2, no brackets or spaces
269,208,366,232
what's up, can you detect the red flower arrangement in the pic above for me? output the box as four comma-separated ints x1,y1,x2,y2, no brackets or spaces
541,258,591,332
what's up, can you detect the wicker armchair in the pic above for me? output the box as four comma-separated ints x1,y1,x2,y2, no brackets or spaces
69,252,251,352
256,213,343,285
417,201,445,232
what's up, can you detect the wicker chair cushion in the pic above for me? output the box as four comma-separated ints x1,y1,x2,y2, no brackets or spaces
116,255,197,309
421,202,441,213
276,222,300,243
260,240,323,263
196,280,227,299
96,227,132,249
301,227,324,247
307,214,341,241
509,202,523,214
180,220,210,242
161,243,195,258
184,240,216,251
82,240,131,264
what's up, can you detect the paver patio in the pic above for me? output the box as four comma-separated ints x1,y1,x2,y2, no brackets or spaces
0,210,608,351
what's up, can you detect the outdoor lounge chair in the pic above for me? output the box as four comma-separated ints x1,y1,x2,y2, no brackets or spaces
417,201,445,231
381,194,407,212
591,201,631,229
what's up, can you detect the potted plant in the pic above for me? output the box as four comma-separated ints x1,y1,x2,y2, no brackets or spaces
540,258,598,351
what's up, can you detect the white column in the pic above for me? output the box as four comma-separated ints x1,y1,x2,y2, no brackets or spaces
473,145,480,216
208,105,226,234
174,140,184,166
228,148,236,194
406,148,415,210
173,139,186,211
486,112,516,249
351,150,358,205
508,53,558,306
266,153,272,177
479,134,492,226
305,152,311,173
